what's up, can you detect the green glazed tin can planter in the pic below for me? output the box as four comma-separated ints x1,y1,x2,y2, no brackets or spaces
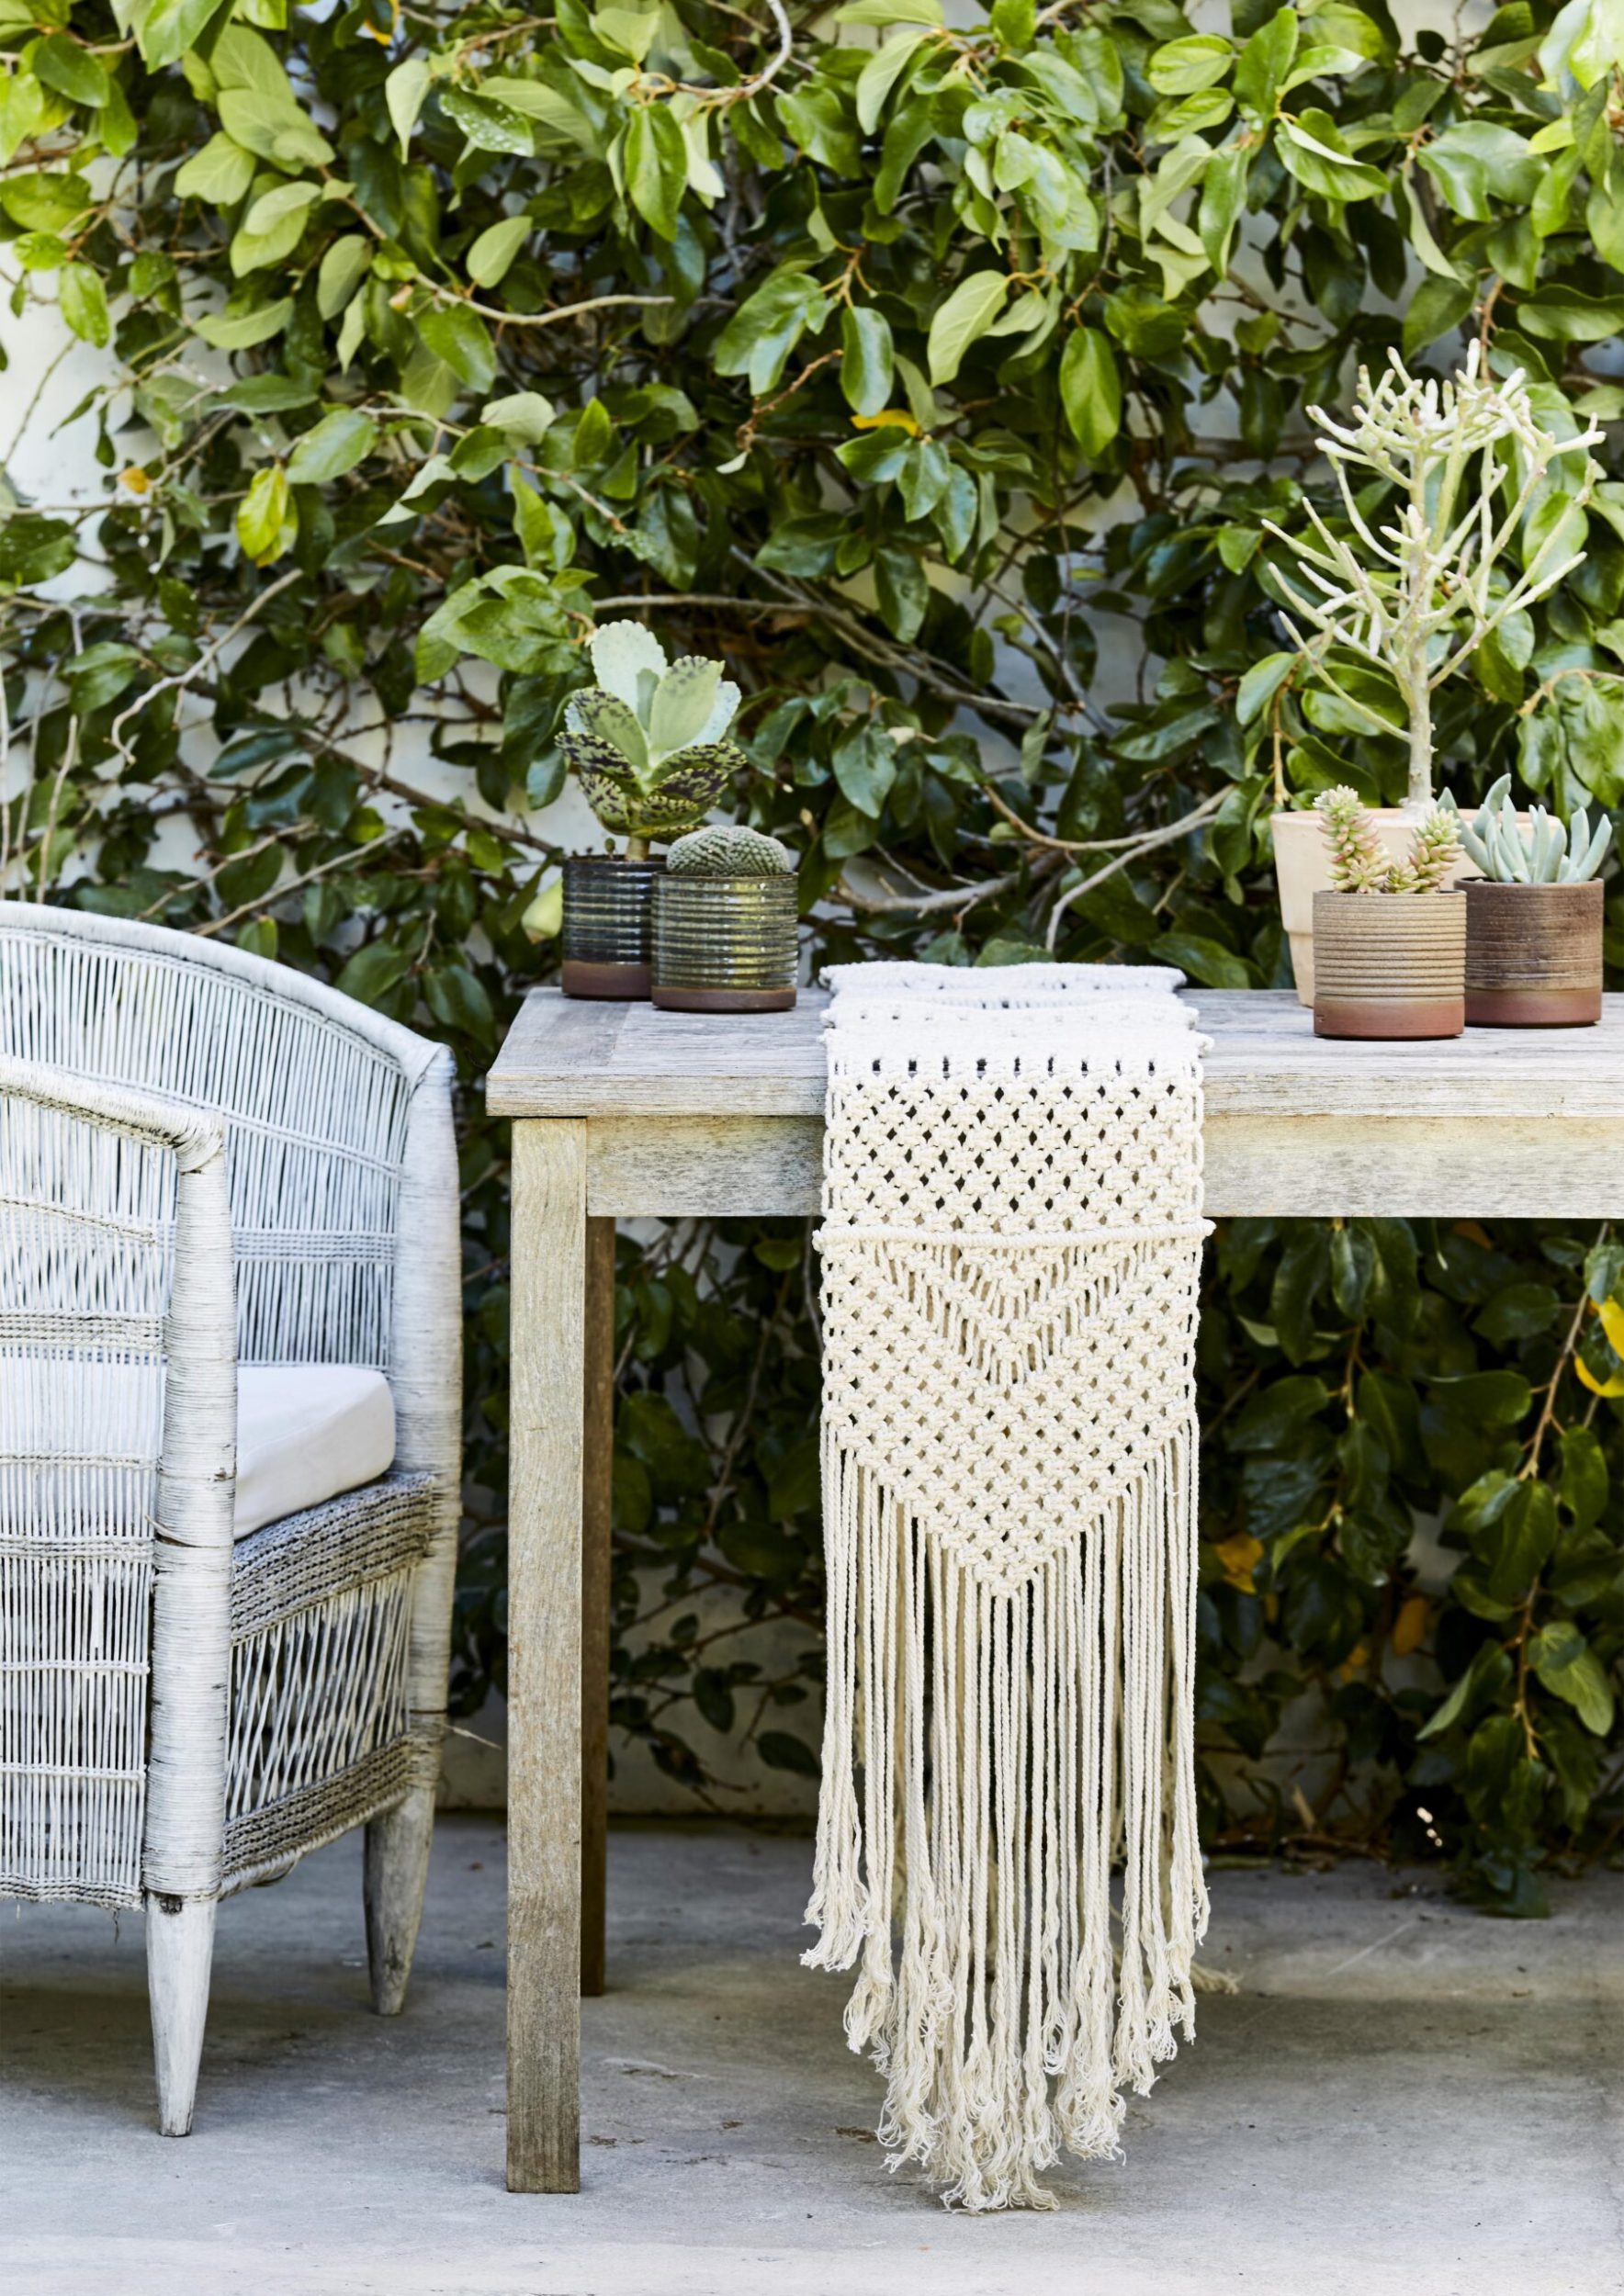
1312,889,1466,1041
561,854,663,1000
651,873,799,1012
1464,879,1605,1028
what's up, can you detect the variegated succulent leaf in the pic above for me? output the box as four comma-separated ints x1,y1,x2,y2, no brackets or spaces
619,742,746,838
620,783,728,840
558,726,642,835
565,686,648,771
644,738,746,799
589,620,667,720
648,657,724,762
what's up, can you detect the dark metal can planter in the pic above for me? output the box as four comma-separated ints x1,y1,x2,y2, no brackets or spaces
650,875,799,1013
562,854,663,1000
1312,889,1466,1041
1464,879,1604,1028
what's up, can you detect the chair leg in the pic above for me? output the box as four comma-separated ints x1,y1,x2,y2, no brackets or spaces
364,1783,435,2015
146,1894,217,2137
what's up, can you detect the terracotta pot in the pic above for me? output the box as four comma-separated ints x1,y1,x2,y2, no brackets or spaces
561,854,663,1000
1464,879,1605,1028
1272,809,1481,1006
651,874,799,1013
1312,889,1466,1040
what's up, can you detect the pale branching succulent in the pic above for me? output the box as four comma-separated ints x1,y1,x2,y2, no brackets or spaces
558,623,746,859
1445,773,1614,884
1386,807,1461,894
666,825,795,876
1316,784,1388,892
1264,347,1604,812
1317,784,1460,894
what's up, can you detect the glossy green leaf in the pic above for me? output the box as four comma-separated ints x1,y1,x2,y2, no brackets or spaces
286,407,378,485
1058,324,1121,457
625,101,686,240
926,270,1009,386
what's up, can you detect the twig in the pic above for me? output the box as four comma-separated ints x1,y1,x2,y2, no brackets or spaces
839,861,1026,917
195,827,411,940
639,0,794,102
426,286,675,329
107,568,304,769
1043,786,1228,951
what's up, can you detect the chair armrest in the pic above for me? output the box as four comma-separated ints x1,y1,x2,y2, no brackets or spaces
0,1055,236,1898
387,1044,462,1735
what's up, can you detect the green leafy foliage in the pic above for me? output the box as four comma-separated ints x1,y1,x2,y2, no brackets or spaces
2,0,1618,1898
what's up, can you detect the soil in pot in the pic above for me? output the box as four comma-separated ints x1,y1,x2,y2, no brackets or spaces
1464,878,1605,1027
1312,888,1466,1040
1273,809,1481,1006
562,853,663,1000
651,874,798,1013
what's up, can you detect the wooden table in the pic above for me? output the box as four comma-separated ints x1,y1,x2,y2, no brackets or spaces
485,986,1624,2192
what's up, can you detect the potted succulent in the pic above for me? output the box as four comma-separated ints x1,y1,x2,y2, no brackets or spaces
1447,775,1613,1027
651,826,800,1012
555,623,746,998
1261,348,1601,1004
1312,786,1466,1041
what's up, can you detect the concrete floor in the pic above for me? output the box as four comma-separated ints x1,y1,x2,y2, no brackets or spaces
2,1819,1620,2296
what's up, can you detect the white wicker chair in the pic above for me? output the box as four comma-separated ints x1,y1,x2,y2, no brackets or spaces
0,903,461,2134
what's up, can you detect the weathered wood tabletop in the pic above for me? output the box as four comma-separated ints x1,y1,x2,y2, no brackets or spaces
490,987,1624,1217
486,985,1624,2197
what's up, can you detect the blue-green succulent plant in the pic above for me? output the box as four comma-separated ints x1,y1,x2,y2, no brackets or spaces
1446,775,1613,884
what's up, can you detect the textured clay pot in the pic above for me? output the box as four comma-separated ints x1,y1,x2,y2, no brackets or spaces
1312,889,1466,1040
651,874,798,1013
1464,879,1605,1028
1273,809,1481,1006
561,854,663,999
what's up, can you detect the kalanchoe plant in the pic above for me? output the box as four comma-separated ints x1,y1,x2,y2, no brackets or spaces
558,625,746,861
1317,786,1460,893
1265,350,1604,812
666,826,795,877
1447,775,1614,884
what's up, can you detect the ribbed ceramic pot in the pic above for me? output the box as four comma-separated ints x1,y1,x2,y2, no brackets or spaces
651,875,798,1013
1273,808,1482,1006
1312,889,1466,1040
561,854,663,1000
1464,879,1604,1028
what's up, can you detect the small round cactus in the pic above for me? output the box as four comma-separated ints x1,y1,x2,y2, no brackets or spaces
666,825,795,877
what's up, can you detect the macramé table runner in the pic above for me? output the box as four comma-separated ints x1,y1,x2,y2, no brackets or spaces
806,963,1211,2211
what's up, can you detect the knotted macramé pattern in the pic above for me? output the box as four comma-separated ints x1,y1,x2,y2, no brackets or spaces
806,974,1211,2211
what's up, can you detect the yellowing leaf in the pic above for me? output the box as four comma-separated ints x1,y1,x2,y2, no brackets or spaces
1599,1297,1624,1355
118,467,152,494
851,409,920,434
1575,1354,1624,1399
1212,1531,1262,1591
1392,1593,1428,1657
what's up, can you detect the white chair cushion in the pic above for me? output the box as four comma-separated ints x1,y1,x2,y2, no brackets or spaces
234,1366,395,1539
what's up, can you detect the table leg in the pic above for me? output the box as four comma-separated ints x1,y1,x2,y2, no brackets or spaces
581,1215,615,1998
506,1118,584,2193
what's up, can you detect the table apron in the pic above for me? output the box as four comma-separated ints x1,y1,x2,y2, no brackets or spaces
581,1112,1624,1220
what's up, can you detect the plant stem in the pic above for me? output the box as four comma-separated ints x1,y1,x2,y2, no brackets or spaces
1404,688,1433,808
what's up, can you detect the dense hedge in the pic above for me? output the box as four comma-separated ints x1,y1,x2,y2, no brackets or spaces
3,0,1621,1912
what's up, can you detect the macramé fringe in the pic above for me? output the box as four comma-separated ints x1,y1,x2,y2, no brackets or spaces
808,983,1208,2211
